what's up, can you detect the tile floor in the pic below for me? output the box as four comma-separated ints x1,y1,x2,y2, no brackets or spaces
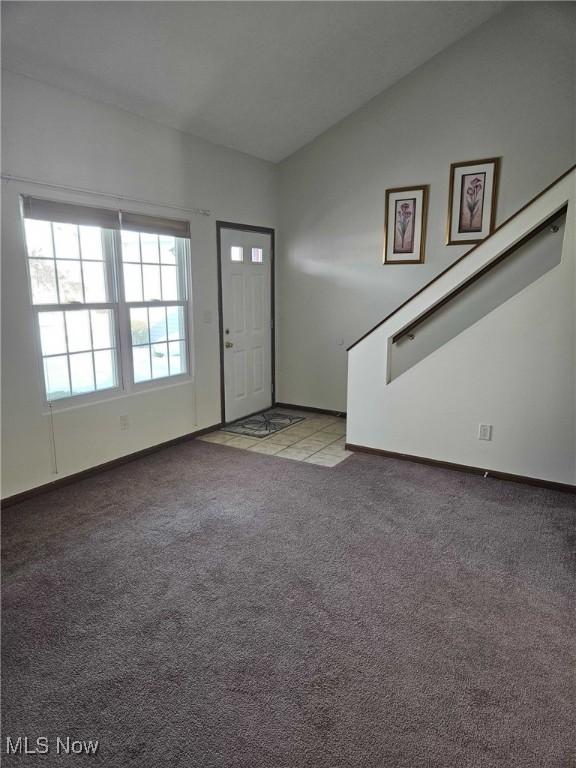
197,411,351,467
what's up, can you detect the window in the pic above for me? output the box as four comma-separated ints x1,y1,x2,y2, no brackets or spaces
22,197,191,404
24,217,118,401
230,246,243,262
38,308,117,400
26,220,109,304
251,247,263,263
121,230,188,383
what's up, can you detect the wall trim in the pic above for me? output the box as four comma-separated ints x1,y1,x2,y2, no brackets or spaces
275,402,346,418
4,427,571,507
1,423,221,508
345,443,576,494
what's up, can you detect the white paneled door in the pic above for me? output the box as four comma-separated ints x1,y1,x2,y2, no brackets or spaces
220,226,273,422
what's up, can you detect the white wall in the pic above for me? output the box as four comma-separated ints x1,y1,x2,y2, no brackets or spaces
1,71,277,498
277,3,576,411
347,171,576,486
390,213,565,380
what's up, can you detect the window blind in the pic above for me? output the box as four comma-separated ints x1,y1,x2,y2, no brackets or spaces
22,196,191,238
22,196,119,230
120,211,190,238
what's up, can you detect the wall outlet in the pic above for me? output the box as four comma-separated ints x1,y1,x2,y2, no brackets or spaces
119,415,130,431
478,424,492,441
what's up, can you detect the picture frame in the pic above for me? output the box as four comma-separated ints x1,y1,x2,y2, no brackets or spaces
383,185,429,264
446,157,500,245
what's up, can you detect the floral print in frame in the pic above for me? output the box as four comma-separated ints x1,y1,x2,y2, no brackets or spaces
447,158,500,245
384,185,429,264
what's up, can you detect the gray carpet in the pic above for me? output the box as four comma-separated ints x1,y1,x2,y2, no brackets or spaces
2,440,575,767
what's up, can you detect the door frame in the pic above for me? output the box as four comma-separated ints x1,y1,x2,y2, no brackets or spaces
216,220,276,424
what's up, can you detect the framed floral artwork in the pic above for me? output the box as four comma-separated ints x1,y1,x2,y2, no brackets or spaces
383,185,429,264
446,157,500,245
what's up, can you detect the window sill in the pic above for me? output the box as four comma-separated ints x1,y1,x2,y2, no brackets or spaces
42,375,194,415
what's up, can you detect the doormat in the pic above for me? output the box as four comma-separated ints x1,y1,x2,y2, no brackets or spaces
222,410,305,438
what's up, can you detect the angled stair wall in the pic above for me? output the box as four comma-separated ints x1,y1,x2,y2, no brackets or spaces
346,167,576,487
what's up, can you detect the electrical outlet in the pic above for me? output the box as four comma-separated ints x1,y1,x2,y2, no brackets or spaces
119,415,130,431
478,424,492,441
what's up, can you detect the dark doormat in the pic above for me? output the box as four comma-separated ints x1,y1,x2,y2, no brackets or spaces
222,410,305,438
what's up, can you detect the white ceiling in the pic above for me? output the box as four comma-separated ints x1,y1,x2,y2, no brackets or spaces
2,2,505,163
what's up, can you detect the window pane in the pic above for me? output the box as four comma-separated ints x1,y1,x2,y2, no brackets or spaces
149,306,167,343
38,311,66,356
57,260,83,303
123,263,143,302
66,310,91,352
142,264,161,300
161,265,179,300
167,306,185,340
38,309,117,401
130,304,187,385
159,236,176,264
121,231,140,262
231,246,243,262
44,355,70,400
140,233,159,263
91,309,114,349
26,219,114,309
25,220,53,259
94,349,116,391
79,226,103,260
169,341,186,376
53,223,80,260
130,308,149,345
133,346,151,383
70,352,95,394
251,248,263,263
82,260,107,303
151,342,169,379
29,259,58,304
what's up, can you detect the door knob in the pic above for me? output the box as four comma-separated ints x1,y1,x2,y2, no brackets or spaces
225,341,234,348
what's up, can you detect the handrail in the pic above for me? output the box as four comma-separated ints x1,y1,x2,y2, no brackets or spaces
347,163,575,352
392,205,567,343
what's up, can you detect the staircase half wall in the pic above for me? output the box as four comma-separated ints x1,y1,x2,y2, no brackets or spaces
346,168,576,487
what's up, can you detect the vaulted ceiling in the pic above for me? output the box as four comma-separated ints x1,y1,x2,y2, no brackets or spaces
2,2,505,162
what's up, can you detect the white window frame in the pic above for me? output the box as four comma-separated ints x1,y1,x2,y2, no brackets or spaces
22,207,194,411
115,231,193,395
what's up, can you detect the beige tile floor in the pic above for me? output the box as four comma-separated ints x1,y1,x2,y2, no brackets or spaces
198,411,351,467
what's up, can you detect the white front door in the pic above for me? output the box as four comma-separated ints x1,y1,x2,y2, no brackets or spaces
220,226,273,422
